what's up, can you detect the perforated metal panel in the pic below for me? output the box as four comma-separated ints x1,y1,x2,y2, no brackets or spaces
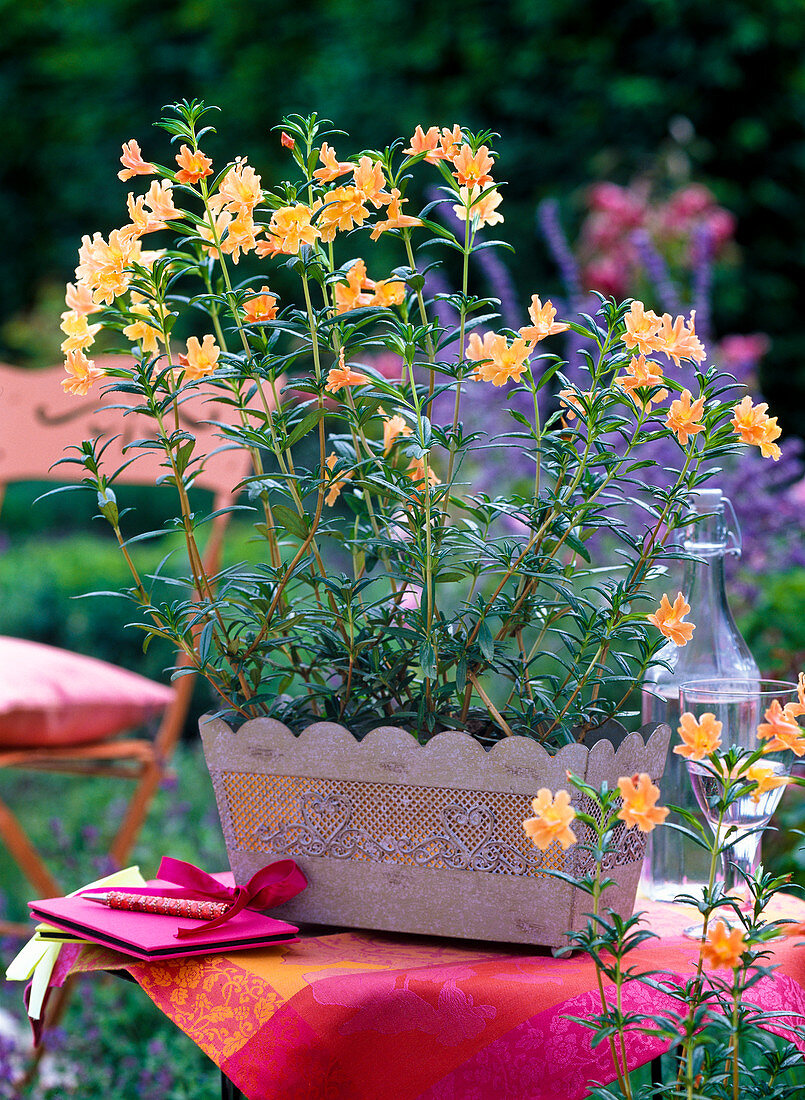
218,772,646,877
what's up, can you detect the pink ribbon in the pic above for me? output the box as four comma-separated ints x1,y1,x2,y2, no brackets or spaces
97,857,307,938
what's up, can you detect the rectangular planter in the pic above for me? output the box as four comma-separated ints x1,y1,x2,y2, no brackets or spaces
200,717,670,947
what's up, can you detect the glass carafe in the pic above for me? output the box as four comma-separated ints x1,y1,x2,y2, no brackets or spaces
641,487,759,901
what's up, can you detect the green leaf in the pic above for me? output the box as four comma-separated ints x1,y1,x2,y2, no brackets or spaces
419,641,437,679
271,504,309,540
285,406,326,449
477,620,494,662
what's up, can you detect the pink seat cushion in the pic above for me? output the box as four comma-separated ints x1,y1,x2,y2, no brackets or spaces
0,636,174,748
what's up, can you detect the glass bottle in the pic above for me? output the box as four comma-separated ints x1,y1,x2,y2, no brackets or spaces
641,487,759,901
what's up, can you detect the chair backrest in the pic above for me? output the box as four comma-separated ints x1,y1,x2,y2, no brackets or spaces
0,358,258,757
0,358,251,501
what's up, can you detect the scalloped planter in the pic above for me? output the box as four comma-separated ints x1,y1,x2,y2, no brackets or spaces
200,717,670,947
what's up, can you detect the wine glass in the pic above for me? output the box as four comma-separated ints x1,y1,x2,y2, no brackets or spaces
678,678,798,917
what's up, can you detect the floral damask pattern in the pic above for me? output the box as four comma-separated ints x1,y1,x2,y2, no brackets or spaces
68,898,805,1100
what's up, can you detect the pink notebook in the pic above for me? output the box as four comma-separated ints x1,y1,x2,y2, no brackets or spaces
29,873,299,960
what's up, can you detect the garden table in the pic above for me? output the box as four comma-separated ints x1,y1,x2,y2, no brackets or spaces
61,897,805,1100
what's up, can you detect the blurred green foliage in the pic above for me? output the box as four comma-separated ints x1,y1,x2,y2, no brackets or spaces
2,0,805,430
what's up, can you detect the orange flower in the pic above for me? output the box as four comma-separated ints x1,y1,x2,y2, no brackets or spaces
197,209,231,260
369,188,422,240
61,349,105,396
617,773,669,832
142,180,182,229
218,211,261,264
674,712,722,760
453,185,504,228
75,228,142,305
334,259,375,314
404,125,442,163
789,672,805,717
59,309,101,353
259,204,321,256
64,281,96,316
118,139,155,181
353,157,392,209
124,192,155,236
665,389,706,446
731,396,781,461
614,354,668,409
743,762,789,805
701,920,745,970
243,286,278,324
438,124,464,160
312,143,354,184
280,132,295,150
558,388,587,421
177,334,220,381
122,296,164,355
174,144,213,185
757,698,805,756
383,413,411,452
324,452,353,506
648,592,695,646
523,789,577,851
519,296,569,344
325,351,370,394
316,186,370,243
450,143,495,189
656,311,707,366
371,279,406,308
408,455,439,489
623,301,664,356
466,331,532,386
210,159,262,215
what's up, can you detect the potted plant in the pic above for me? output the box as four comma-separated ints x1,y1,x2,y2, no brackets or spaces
57,101,782,944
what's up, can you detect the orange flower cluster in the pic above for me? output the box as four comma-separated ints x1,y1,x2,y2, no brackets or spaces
522,789,577,851
614,354,668,411
616,773,668,832
74,228,145,307
404,124,464,164
333,259,405,315
202,159,264,265
623,302,706,365
757,698,805,756
647,592,695,646
674,712,723,760
467,296,569,387
731,396,782,461
259,203,320,256
61,348,106,396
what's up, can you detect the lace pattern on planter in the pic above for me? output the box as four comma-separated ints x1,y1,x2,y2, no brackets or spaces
216,772,647,877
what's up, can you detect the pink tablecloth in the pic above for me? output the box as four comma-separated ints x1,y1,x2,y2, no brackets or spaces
69,898,805,1100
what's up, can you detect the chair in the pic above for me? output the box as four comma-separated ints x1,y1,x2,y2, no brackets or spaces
0,359,253,934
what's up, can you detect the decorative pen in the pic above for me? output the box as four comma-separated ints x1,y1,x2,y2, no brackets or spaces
80,890,231,921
